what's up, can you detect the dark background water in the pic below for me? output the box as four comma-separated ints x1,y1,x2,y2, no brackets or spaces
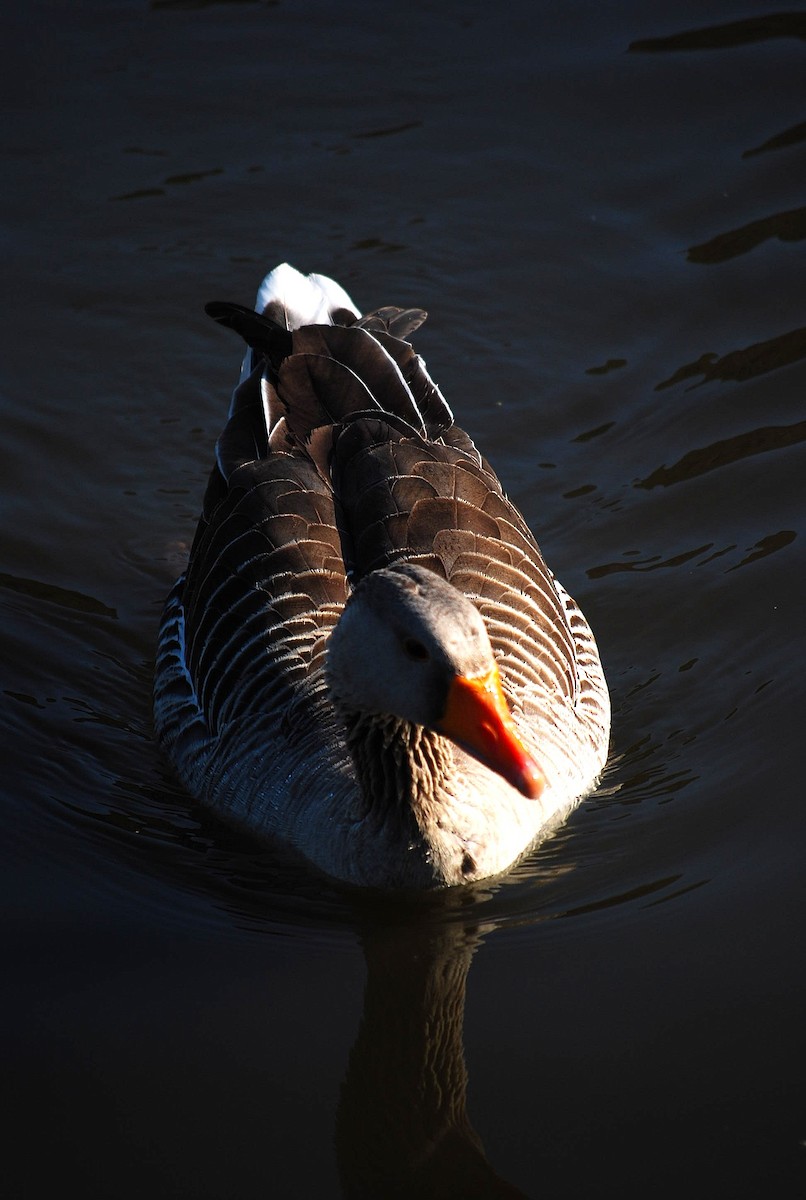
2,1,805,1196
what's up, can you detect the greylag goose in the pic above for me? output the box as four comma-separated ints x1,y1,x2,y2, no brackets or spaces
154,264,610,889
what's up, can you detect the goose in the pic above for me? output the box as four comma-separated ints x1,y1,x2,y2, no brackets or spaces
154,264,610,889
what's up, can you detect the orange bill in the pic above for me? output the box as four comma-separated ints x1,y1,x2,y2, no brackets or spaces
436,665,545,799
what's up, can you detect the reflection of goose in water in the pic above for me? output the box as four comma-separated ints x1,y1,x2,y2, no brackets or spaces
154,265,610,889
337,916,531,1199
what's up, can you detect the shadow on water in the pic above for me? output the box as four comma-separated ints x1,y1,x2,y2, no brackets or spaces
636,417,806,488
627,12,806,53
686,206,806,264
335,913,530,1199
653,328,806,393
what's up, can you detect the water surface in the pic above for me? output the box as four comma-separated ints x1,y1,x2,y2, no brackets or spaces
2,2,805,1196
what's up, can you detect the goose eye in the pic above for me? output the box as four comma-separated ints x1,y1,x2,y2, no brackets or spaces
403,637,429,662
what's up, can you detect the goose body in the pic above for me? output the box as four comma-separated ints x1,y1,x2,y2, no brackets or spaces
154,264,610,889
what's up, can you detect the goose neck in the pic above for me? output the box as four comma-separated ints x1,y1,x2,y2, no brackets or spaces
341,709,455,819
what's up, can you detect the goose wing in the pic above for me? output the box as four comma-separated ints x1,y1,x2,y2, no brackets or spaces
172,303,454,750
328,407,607,766
178,363,348,742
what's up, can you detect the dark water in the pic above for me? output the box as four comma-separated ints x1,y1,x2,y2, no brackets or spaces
3,1,805,1196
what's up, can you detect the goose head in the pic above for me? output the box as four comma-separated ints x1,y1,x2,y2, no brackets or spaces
326,562,544,799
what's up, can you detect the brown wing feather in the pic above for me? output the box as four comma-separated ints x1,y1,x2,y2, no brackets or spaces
328,408,581,716
182,453,348,735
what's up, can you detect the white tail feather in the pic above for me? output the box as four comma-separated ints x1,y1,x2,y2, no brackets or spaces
255,263,361,330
